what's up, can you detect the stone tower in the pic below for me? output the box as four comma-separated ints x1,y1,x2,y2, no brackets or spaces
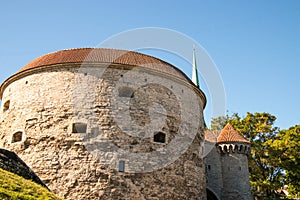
217,123,252,200
204,123,253,200
0,48,207,199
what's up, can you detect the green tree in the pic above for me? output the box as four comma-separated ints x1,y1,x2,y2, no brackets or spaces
210,115,228,130
270,125,300,197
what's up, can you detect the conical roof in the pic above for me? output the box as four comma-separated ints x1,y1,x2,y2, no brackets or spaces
217,123,250,144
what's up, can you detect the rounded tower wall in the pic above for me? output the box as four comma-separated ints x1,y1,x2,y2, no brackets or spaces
0,50,207,200
219,143,252,200
0,67,76,147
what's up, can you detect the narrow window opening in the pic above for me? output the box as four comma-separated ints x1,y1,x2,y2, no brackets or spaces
3,100,10,112
119,161,125,172
208,165,211,170
229,145,233,153
72,123,87,133
12,131,23,143
154,132,166,143
224,146,228,152
239,145,243,152
118,86,134,98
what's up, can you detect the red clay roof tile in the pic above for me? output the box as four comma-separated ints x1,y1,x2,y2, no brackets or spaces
18,48,189,81
217,123,250,144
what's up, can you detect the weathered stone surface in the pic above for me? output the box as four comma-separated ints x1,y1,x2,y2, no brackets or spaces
0,63,206,200
204,129,253,200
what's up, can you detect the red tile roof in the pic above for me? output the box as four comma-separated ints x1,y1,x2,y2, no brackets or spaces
1,48,206,103
18,48,190,82
204,130,220,143
217,123,250,144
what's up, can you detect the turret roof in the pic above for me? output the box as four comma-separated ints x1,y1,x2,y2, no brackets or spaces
216,123,250,144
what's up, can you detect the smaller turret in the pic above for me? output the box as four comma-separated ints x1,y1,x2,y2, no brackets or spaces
217,123,251,155
217,123,253,200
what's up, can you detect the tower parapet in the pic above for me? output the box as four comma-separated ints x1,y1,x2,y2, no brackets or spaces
218,143,251,155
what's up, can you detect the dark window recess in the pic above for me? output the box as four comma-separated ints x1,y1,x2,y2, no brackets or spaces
154,132,166,143
12,132,23,143
118,86,134,98
72,123,87,133
208,165,211,170
3,100,10,112
119,161,125,172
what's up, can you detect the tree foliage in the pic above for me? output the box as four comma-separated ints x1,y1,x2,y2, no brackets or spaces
210,115,228,131
270,125,300,196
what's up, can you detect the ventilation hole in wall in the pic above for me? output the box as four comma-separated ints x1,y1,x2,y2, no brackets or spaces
144,78,147,82
12,131,23,143
3,100,10,112
118,86,134,98
72,123,87,133
120,74,123,77
153,132,166,143
239,166,242,171
119,161,125,172
84,73,87,76
25,81,28,84
208,165,211,170
171,85,173,89
182,89,184,94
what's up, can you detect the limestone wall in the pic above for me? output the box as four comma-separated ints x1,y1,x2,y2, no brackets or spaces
205,143,222,199
0,64,206,200
220,151,252,200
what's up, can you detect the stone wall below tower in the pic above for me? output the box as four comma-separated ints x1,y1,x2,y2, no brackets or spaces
220,149,253,200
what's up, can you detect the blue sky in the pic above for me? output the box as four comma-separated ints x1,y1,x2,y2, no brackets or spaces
0,1,299,129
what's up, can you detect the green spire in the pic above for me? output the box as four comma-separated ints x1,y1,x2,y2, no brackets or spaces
192,48,200,88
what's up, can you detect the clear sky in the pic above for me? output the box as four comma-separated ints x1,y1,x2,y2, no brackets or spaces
0,0,299,129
